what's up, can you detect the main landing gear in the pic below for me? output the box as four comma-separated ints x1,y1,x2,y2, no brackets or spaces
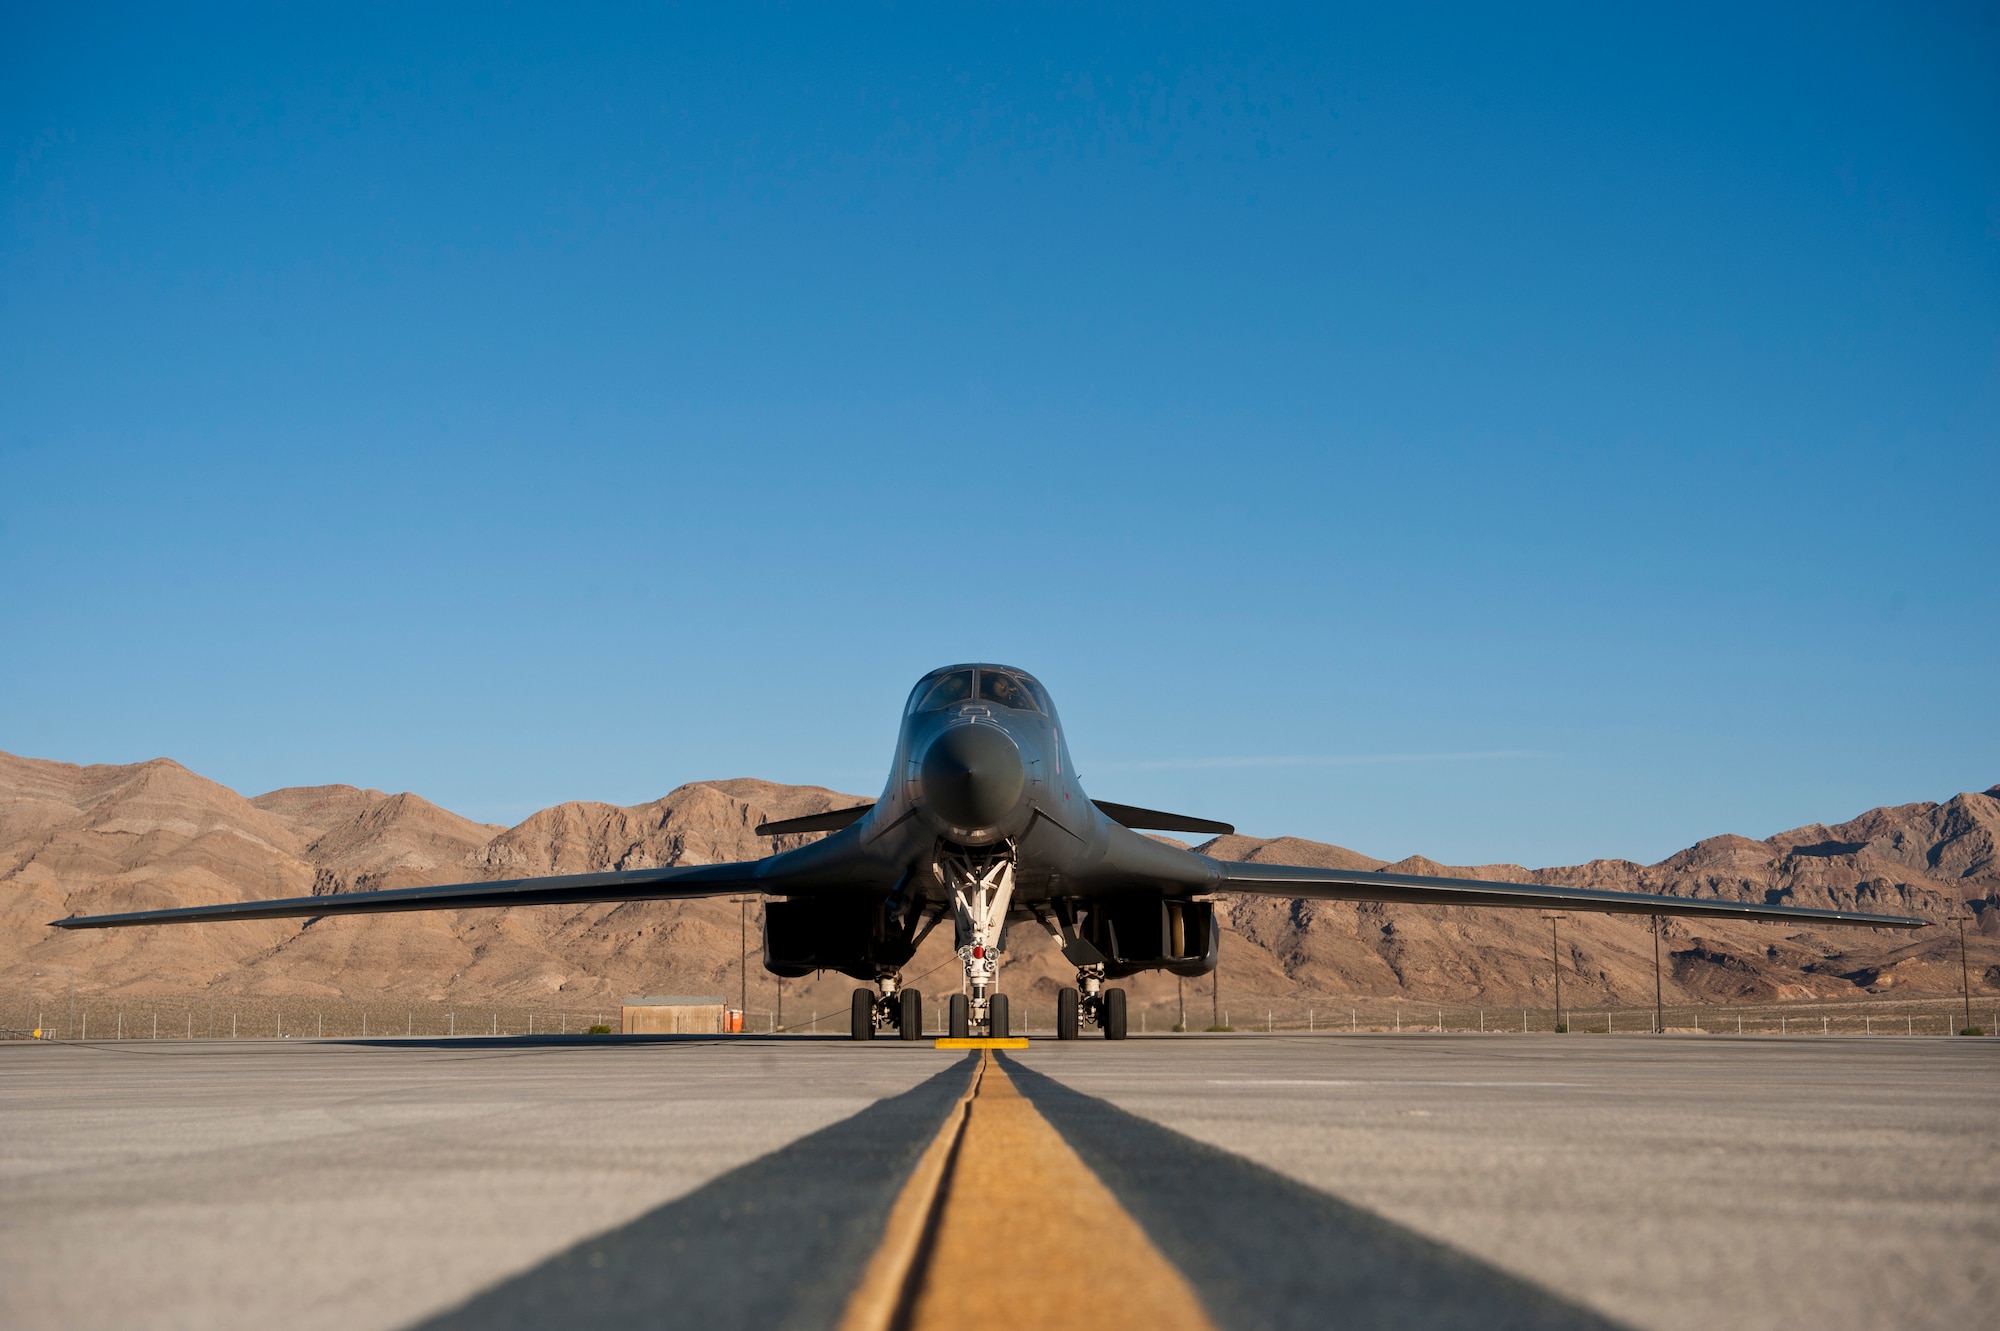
1055,967,1128,1041
850,975,925,1041
1033,906,1126,1040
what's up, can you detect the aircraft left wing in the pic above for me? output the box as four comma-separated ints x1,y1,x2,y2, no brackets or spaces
1094,800,1235,836
49,861,771,930
1210,860,1929,929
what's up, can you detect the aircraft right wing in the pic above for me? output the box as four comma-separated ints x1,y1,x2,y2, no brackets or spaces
49,860,774,931
756,804,877,837
1210,860,1930,929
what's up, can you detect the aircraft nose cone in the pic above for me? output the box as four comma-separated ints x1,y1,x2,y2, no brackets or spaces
919,724,1026,830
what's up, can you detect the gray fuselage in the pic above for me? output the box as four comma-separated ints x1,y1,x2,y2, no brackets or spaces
758,663,1219,913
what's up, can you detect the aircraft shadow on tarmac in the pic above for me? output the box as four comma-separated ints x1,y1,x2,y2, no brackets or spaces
415,1054,982,1331
415,1054,1620,1331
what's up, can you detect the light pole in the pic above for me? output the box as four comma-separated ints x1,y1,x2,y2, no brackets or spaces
1652,915,1664,1035
733,897,756,1028
1957,915,1975,1035
1540,913,1565,1032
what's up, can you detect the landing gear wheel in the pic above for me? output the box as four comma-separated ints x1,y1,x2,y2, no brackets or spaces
850,988,875,1041
990,993,1010,1039
949,993,970,1039
1104,987,1128,1040
899,988,923,1041
1057,987,1080,1041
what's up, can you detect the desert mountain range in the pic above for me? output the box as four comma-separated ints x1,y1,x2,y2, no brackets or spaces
3,748,1995,1022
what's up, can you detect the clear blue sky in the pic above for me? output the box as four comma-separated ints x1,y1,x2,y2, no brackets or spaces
3,4,1995,867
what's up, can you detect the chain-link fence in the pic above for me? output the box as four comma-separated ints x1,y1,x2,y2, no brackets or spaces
4,997,642,1041
1118,994,1994,1036
2,992,1991,1039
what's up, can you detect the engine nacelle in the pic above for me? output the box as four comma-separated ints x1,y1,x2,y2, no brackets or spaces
763,895,918,981
1079,896,1217,979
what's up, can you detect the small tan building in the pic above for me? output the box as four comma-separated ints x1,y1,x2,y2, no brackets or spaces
620,995,727,1035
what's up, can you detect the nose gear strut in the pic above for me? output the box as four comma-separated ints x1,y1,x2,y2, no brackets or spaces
942,848,1015,1036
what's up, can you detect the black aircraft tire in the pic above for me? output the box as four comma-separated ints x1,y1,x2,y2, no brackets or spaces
899,988,923,1041
949,993,970,1039
1104,987,1128,1040
1056,987,1080,1041
850,988,875,1041
990,993,1010,1039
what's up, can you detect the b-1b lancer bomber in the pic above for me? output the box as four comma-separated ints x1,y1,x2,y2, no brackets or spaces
54,663,1928,1038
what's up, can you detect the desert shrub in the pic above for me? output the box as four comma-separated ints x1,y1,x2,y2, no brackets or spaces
587,1024,613,1035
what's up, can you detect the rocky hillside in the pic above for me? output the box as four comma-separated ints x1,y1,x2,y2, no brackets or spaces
1195,786,1998,1014
3,748,1994,1022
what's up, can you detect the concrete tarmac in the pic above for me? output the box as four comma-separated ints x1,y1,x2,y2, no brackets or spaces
1,1034,1992,1330
1010,1035,1998,1331
0,1036,960,1331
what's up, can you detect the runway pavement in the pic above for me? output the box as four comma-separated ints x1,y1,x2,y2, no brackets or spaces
1008,1036,1998,1331
1,1033,1991,1331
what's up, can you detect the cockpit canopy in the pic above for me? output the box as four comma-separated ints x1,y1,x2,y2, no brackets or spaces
908,665,1050,716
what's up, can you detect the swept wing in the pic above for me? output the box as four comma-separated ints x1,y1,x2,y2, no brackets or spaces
756,804,876,837
49,861,769,930
1093,800,1235,836
1212,859,1927,928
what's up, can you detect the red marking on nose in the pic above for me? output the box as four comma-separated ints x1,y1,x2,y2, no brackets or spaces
973,946,985,958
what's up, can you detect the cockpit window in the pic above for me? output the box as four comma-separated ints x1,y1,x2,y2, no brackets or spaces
917,670,975,711
977,669,1042,713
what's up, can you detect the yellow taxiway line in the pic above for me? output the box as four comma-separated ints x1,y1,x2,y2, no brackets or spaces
931,1037,1029,1049
838,1050,1215,1331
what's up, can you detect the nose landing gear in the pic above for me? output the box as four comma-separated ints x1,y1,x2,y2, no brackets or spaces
943,851,1015,1038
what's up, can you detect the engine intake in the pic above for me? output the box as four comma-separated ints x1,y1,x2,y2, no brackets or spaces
763,895,919,980
1078,896,1217,978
